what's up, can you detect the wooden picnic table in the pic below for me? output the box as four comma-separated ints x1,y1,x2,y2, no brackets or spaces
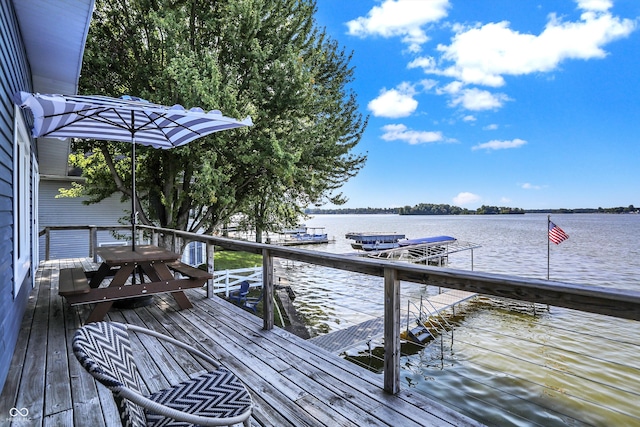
59,245,212,323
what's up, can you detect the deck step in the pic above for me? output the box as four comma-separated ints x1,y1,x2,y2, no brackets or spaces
408,326,433,344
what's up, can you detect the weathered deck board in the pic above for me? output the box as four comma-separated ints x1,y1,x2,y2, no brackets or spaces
309,316,386,354
0,259,482,427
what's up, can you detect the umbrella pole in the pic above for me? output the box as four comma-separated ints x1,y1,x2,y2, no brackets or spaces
131,137,136,252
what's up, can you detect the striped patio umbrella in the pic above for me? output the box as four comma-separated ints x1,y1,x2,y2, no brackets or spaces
15,92,252,250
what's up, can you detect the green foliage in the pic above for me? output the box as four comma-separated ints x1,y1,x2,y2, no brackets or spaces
77,0,366,239
399,203,472,215
475,205,525,215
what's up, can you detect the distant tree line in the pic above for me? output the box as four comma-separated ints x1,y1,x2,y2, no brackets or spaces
526,205,638,214
306,204,638,215
305,207,399,214
399,203,472,215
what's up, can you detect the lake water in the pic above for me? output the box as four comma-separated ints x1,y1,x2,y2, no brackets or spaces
275,213,640,427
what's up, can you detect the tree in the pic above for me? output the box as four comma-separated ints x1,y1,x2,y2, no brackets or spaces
75,0,366,243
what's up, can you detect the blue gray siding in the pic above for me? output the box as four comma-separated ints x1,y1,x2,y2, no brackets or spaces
0,0,33,390
39,180,129,259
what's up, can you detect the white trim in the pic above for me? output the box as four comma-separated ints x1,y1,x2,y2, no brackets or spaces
14,107,32,297
32,159,40,276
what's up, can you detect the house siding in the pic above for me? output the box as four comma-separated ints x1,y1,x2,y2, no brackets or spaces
39,180,129,259
0,0,33,391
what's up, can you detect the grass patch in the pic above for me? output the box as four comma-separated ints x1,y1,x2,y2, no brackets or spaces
214,249,262,271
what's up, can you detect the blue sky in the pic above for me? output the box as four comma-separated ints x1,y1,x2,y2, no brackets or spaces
313,0,640,210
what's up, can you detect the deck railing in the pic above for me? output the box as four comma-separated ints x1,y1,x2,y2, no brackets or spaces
39,224,640,395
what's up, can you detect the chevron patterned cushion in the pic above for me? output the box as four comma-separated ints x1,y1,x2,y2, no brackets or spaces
145,369,252,426
72,322,146,427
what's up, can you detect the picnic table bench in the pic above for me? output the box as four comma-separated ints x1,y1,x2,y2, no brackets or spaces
58,267,91,297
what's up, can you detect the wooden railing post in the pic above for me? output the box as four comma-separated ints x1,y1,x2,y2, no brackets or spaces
383,267,401,394
45,227,50,261
207,242,215,299
89,226,98,262
262,248,274,330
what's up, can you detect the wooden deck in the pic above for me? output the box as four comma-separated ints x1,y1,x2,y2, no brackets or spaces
0,259,482,426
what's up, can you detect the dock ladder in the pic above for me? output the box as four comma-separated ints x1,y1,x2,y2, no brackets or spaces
405,289,477,357
406,296,453,346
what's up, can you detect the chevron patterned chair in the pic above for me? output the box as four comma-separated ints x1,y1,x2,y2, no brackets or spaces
72,322,253,426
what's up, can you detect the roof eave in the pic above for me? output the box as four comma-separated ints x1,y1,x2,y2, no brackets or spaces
12,0,95,94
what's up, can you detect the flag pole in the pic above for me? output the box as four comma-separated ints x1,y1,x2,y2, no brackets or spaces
547,215,550,280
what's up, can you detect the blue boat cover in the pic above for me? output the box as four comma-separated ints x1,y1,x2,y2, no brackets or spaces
398,236,456,246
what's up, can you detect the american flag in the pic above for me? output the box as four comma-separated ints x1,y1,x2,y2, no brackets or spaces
548,221,569,245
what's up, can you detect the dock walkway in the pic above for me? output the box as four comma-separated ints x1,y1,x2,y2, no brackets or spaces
310,289,477,354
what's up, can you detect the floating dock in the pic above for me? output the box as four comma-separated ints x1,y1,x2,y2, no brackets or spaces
309,289,477,354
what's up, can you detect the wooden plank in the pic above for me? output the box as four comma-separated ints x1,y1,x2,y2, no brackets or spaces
384,267,401,394
58,268,90,296
262,249,274,330
131,308,213,376
309,317,385,354
295,393,362,427
64,278,204,305
12,262,51,422
166,261,213,279
43,409,73,427
0,260,44,417
63,267,110,427
44,267,73,417
96,245,180,263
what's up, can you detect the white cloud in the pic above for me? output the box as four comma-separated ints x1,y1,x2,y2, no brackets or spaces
408,56,438,72
429,5,635,87
577,0,613,12
463,115,476,122
381,124,444,145
483,124,499,130
346,0,450,51
419,79,438,91
521,182,545,190
472,138,527,151
453,192,481,205
368,84,419,118
449,87,510,111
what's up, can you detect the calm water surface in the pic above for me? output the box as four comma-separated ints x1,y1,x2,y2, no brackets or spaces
277,214,640,427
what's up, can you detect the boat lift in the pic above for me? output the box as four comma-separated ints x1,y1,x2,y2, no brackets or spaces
367,238,481,268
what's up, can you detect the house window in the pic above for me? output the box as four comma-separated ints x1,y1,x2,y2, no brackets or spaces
14,107,32,297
